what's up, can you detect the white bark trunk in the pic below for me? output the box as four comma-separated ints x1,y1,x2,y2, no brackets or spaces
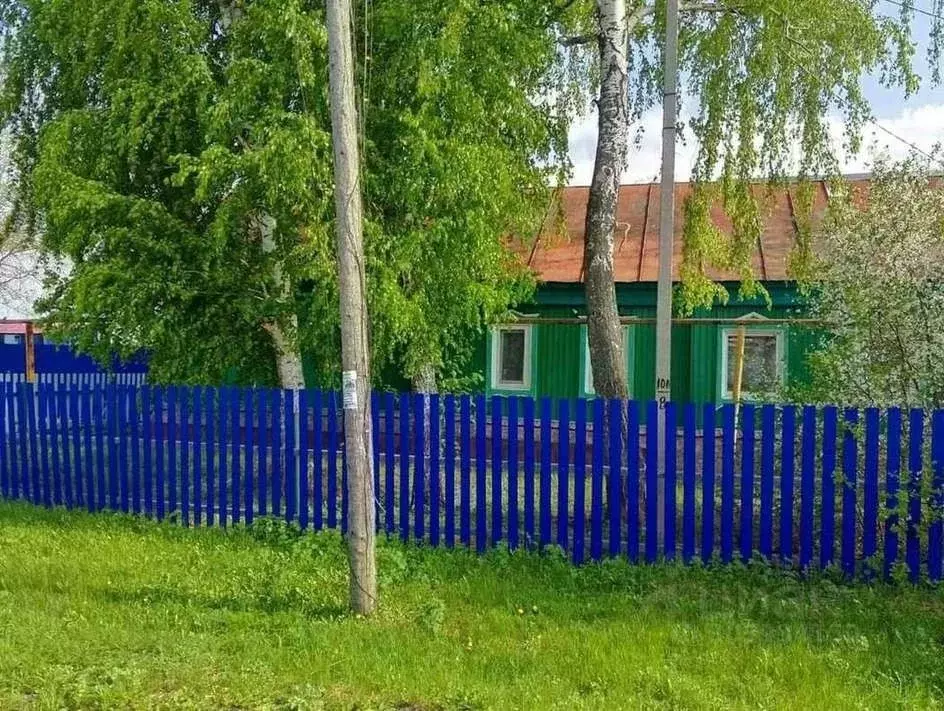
326,0,377,615
259,215,305,391
584,0,631,400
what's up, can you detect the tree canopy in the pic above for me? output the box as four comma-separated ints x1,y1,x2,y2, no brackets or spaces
0,0,573,386
793,154,944,408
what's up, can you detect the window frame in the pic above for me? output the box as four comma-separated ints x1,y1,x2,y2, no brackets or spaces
718,316,787,401
580,323,633,398
488,324,535,394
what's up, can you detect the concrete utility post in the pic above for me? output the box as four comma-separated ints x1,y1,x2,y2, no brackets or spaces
654,0,679,542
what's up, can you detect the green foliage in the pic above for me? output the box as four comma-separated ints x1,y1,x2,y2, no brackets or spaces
560,0,941,313
0,0,573,387
3,502,944,709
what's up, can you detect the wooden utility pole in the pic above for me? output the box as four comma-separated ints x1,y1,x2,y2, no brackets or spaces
325,0,377,615
654,0,679,544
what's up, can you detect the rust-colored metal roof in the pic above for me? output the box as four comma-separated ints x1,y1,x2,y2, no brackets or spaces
523,178,870,283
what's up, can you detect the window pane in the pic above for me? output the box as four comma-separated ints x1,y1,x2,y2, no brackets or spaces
500,330,526,384
726,333,779,395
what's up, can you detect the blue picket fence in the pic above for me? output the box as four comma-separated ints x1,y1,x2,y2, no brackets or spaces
0,382,941,581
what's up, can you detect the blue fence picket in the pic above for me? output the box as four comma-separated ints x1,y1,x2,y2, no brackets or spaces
57,386,72,508
821,406,838,569
299,390,310,531
430,394,441,547
167,386,177,516
0,384,9,500
663,402,677,561
38,385,52,508
701,403,716,564
371,392,380,531
270,390,283,520
842,409,859,578
573,400,587,564
312,390,324,531
66,386,80,508
645,401,659,563
627,401,640,563
590,399,604,562
106,385,119,512
759,405,776,560
50,386,64,507
154,387,166,521
129,387,141,516
202,388,213,527
608,398,623,559
460,395,472,547
800,406,816,569
907,408,923,583
415,393,427,541
18,385,31,504
283,392,295,525
862,408,880,574
383,392,394,535
558,399,571,553
682,403,696,564
93,385,105,511
241,388,254,526
255,390,268,519
475,394,487,553
739,404,755,563
539,398,552,547
47,386,61,506
524,397,536,550
180,388,191,526
25,384,39,506
192,388,203,525
118,386,130,514
885,408,902,579
929,410,944,582
490,395,502,547
222,388,235,526
399,393,410,541
328,393,339,530
7,384,20,501
444,394,456,547
720,404,735,564
142,386,153,517
780,406,796,566
507,396,519,551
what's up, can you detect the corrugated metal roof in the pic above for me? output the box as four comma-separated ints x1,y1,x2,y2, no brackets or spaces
522,178,870,284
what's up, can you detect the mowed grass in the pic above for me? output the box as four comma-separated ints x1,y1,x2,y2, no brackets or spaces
0,504,943,711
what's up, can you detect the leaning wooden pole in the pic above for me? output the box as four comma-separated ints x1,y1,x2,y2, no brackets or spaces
325,0,377,615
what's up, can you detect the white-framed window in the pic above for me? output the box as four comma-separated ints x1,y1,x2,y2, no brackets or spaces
719,316,786,400
581,324,632,397
489,324,533,392
2,335,22,345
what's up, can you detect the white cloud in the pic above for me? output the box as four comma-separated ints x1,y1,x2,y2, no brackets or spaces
568,103,944,185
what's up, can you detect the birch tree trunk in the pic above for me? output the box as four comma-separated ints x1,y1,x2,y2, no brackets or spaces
259,215,306,391
326,0,377,615
584,0,630,400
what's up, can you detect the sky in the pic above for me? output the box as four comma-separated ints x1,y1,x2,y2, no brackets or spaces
567,11,944,185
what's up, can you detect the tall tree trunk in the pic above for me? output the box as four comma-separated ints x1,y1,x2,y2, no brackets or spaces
326,0,377,615
584,0,630,400
259,215,305,390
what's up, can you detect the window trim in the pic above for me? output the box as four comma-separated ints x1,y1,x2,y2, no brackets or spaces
488,324,534,393
718,319,786,401
580,323,633,398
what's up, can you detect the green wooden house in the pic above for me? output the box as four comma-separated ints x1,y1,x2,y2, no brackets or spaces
478,179,843,405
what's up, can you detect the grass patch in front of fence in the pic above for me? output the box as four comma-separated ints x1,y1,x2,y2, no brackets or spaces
0,502,942,710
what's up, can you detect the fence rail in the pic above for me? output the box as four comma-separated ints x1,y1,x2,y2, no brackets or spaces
0,382,941,581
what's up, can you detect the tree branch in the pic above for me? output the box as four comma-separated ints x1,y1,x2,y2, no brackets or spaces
560,33,597,47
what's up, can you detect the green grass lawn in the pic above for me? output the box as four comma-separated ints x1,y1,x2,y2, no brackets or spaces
1,503,943,710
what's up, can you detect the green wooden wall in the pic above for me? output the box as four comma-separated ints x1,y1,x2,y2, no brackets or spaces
481,281,818,407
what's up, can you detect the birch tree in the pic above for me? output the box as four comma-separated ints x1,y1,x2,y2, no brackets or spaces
559,0,942,398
